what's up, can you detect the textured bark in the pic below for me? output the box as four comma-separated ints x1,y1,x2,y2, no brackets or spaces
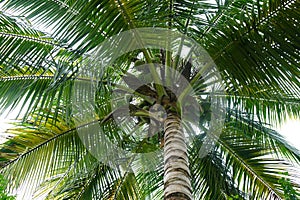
163,112,192,200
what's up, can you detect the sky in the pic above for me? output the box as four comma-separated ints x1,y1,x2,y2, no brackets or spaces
275,118,300,150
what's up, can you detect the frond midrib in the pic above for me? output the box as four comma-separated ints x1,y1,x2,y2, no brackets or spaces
0,31,56,46
0,75,54,81
216,134,283,199
0,118,100,170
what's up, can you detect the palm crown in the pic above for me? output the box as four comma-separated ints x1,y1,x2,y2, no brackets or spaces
0,0,299,199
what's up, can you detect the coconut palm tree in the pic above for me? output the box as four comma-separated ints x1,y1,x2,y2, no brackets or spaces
0,0,299,199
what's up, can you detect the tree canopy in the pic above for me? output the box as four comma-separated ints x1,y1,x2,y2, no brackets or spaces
0,0,299,199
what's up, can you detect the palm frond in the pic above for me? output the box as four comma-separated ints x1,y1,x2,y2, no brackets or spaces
2,0,146,52
189,137,246,200
225,93,300,126
0,72,74,123
188,110,300,199
198,0,300,124
0,107,129,199
0,11,54,71
0,11,82,121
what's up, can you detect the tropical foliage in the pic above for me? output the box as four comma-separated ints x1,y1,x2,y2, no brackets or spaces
0,174,15,200
0,0,299,199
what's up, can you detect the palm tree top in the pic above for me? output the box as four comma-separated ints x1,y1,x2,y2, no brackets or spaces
0,0,299,199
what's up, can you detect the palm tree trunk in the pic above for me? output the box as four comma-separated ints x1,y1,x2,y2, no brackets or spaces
163,112,192,200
